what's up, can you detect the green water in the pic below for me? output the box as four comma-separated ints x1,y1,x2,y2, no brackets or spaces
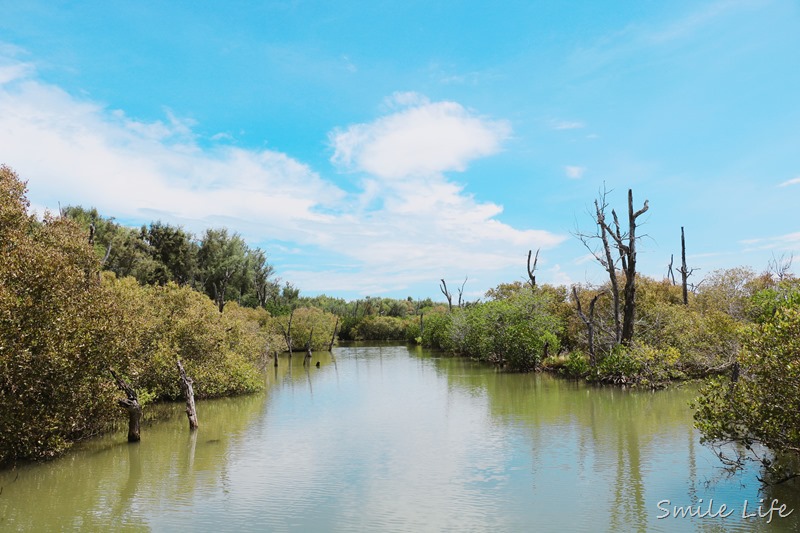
1,344,797,532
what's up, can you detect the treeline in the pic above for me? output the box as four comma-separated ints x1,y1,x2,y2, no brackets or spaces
63,206,300,314
3,165,798,482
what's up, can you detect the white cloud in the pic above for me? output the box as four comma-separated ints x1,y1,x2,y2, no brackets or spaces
564,166,586,179
0,59,564,296
330,96,511,179
779,176,800,187
551,119,585,130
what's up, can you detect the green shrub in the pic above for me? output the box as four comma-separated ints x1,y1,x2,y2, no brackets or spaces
350,316,407,340
561,351,591,378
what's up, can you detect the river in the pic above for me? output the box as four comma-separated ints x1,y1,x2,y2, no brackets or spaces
1,343,797,532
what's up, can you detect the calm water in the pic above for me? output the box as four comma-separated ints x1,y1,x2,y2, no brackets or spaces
1,344,798,532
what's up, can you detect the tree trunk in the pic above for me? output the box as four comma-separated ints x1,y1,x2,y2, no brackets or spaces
176,360,199,430
440,279,453,312
573,287,602,367
620,189,648,346
329,317,338,351
304,327,314,365
680,226,691,305
595,199,622,343
527,249,539,289
110,368,142,442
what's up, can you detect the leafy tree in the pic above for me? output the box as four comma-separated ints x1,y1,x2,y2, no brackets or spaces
142,221,198,285
0,167,132,462
196,228,249,312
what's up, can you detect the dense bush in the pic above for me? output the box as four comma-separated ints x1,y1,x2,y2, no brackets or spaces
0,167,128,462
693,285,800,482
0,166,270,464
274,307,338,352
433,288,563,372
350,316,408,340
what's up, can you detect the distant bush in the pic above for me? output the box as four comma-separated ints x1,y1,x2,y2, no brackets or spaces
350,316,407,340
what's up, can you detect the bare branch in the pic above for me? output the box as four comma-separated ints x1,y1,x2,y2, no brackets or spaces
440,279,453,312
527,249,539,288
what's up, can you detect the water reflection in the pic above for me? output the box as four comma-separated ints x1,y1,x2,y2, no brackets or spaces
0,344,797,532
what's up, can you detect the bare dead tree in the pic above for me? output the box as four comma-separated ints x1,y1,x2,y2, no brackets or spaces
607,189,649,345
576,188,622,344
440,279,453,312
176,360,198,430
677,227,696,305
768,252,794,282
527,249,539,289
667,254,676,285
577,187,648,346
457,276,468,308
573,287,603,366
88,223,95,245
109,368,142,442
278,309,294,357
328,316,339,351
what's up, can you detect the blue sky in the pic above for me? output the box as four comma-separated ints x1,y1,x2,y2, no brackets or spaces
1,0,798,300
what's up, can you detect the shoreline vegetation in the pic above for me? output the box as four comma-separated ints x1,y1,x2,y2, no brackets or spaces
2,165,798,484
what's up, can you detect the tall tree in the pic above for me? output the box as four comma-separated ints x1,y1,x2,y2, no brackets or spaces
247,248,276,309
197,228,249,312
143,221,198,286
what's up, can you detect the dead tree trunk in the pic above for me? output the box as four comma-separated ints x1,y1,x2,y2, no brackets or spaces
419,313,424,339
678,226,695,305
440,279,453,312
328,317,338,351
580,187,648,347
573,287,602,367
527,249,539,289
457,276,468,308
176,360,199,430
593,195,622,344
667,254,676,285
278,309,294,357
617,189,648,345
110,368,142,442
304,327,314,365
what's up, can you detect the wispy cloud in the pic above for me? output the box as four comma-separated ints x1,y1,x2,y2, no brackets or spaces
647,0,761,44
778,176,800,187
740,232,800,253
0,58,564,295
550,119,585,130
564,166,586,179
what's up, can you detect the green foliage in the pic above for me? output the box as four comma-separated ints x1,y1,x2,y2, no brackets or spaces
0,167,271,464
0,167,126,462
595,346,644,385
446,289,563,372
594,343,686,387
419,311,453,350
350,316,408,340
694,289,800,481
274,307,338,351
543,351,591,378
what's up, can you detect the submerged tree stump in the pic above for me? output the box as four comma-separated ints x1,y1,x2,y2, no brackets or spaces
110,368,142,442
177,360,199,430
